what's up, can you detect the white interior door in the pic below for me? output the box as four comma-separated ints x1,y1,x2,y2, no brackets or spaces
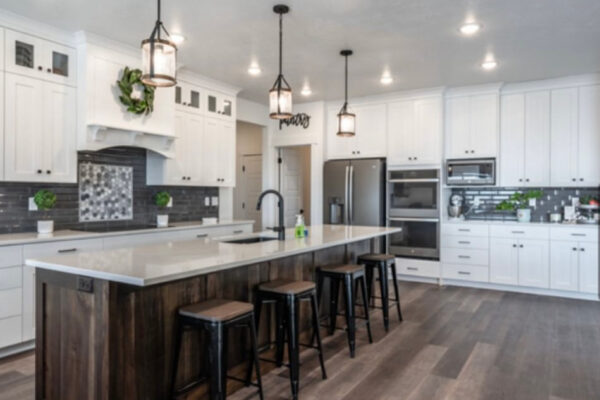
235,154,263,230
280,147,307,228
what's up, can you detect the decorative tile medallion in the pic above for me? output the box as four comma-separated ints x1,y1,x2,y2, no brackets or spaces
79,162,133,221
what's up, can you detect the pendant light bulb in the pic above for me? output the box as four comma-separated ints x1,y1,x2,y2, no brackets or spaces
141,0,177,87
337,50,355,137
269,4,293,119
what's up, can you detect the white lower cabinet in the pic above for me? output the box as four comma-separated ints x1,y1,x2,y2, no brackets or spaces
517,239,549,288
579,243,599,294
0,245,24,349
550,241,580,292
22,266,35,342
490,238,519,285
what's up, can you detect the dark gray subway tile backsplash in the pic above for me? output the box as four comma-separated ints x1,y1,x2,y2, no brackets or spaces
0,147,218,234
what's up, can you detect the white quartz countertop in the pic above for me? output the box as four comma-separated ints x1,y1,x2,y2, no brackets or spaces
442,218,599,229
26,225,401,287
0,220,255,247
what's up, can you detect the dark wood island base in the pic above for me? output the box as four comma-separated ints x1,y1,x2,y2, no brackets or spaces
35,239,374,400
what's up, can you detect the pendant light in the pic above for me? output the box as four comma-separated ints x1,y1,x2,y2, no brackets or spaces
269,4,293,119
337,50,355,136
141,0,177,87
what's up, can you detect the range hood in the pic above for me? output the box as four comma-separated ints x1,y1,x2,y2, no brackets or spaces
76,33,176,158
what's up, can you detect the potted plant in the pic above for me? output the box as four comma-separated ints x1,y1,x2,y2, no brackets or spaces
154,191,171,227
496,190,543,223
34,189,57,234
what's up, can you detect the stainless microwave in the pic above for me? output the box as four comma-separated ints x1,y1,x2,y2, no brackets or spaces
446,158,496,186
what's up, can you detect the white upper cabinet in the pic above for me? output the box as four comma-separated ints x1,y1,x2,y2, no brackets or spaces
202,117,235,186
5,29,76,86
577,85,600,186
174,81,202,114
326,103,386,159
388,96,442,166
500,91,550,187
206,90,235,120
550,88,579,186
4,73,77,183
446,93,499,159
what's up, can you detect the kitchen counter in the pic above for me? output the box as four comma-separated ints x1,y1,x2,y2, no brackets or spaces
0,219,254,246
31,224,398,400
26,225,400,286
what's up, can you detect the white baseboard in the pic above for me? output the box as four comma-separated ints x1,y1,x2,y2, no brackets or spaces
0,340,34,359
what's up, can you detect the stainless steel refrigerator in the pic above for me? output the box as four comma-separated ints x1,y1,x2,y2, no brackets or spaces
323,158,386,226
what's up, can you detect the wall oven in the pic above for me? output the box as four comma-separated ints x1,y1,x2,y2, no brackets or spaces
387,169,440,260
446,158,496,186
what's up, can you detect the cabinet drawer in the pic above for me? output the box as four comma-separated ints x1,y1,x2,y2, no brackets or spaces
0,316,22,348
442,235,488,249
24,238,103,258
0,266,22,290
0,288,22,319
396,258,440,278
443,264,489,282
103,232,175,250
550,227,598,243
0,245,23,268
441,248,489,266
208,225,252,238
442,224,488,237
489,225,549,240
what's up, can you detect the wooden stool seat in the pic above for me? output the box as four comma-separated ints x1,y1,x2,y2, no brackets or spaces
258,279,315,295
357,253,395,262
320,264,364,275
179,299,254,322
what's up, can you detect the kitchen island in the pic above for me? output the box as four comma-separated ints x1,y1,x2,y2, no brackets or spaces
26,224,400,400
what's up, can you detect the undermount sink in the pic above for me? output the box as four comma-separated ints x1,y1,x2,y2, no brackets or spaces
222,236,279,244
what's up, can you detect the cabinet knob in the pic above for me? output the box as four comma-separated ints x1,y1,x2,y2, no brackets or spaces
519,179,523,182
580,178,584,182
38,66,43,71
357,151,360,154
519,244,524,248
471,150,475,154
47,68,51,73
182,176,186,180
572,178,577,182
408,157,412,160
573,247,578,251
513,244,517,248
182,102,187,106
46,170,51,174
37,169,42,174
580,248,585,252
525,178,530,182
414,156,417,160
465,150,469,154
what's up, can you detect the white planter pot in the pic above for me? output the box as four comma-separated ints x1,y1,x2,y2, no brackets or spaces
157,214,169,228
37,220,54,234
517,208,531,223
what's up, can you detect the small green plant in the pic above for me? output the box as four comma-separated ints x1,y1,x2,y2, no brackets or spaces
154,191,171,209
33,189,57,211
496,190,543,211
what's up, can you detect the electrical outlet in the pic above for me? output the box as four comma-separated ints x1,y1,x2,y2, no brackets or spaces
28,197,38,211
473,196,481,207
204,197,210,207
167,197,173,208
211,196,219,206
529,198,537,208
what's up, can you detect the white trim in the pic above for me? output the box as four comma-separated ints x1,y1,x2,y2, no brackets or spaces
0,9,75,45
0,340,34,359
178,71,241,96
502,73,600,94
445,82,504,97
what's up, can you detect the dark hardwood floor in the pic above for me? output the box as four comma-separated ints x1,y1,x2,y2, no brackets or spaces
2,282,600,400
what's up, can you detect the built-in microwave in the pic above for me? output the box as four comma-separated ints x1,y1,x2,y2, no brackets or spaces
446,158,496,186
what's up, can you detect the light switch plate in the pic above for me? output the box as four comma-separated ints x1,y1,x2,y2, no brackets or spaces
204,197,210,207
211,196,219,206
528,198,536,208
28,197,38,211
167,197,173,208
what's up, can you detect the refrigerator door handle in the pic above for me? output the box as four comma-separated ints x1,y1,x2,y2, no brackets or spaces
349,165,354,225
344,165,350,224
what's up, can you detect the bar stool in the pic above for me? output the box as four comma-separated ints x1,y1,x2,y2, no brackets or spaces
357,253,403,331
252,279,327,400
170,299,264,400
316,264,373,358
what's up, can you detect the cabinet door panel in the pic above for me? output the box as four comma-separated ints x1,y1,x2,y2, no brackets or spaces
45,41,76,86
354,104,386,157
446,97,470,158
5,30,42,79
22,265,35,341
387,101,414,165
218,121,236,186
43,82,76,182
167,112,190,184
414,98,442,164
550,241,579,292
578,85,600,186
550,88,579,186
500,94,525,186
202,118,220,185
524,91,550,186
490,238,519,285
518,239,549,288
469,94,498,157
579,243,598,294
186,114,205,184
4,74,44,181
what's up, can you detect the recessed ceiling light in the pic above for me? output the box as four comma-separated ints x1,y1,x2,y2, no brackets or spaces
301,85,312,96
380,72,393,85
481,60,498,70
460,22,481,36
170,33,186,45
247,63,262,76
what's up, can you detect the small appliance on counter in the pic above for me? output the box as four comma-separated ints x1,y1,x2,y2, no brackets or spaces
548,212,562,223
577,204,599,225
448,194,464,219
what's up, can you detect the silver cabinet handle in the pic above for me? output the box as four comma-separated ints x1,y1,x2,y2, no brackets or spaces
458,228,470,232
511,231,525,234
458,271,471,275
458,255,471,259
458,241,471,244
196,234,208,238
571,233,586,237
389,217,439,222
407,267,418,271
349,165,354,225
58,248,77,253
233,230,243,234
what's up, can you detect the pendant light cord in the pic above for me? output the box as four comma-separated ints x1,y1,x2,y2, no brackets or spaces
344,54,348,104
278,11,283,77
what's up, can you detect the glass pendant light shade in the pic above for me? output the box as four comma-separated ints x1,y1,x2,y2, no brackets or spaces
140,0,177,87
141,38,177,87
269,5,293,119
337,50,355,136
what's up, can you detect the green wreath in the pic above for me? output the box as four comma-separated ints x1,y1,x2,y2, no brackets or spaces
116,67,155,115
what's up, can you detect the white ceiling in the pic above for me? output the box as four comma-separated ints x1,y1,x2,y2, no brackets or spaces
2,0,600,104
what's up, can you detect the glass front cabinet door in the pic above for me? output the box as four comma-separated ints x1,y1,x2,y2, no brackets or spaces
206,90,234,119
6,29,76,86
175,82,202,113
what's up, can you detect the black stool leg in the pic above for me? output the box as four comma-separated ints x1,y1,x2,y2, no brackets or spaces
275,300,285,367
249,315,265,400
329,278,340,335
285,295,300,400
389,261,403,321
343,274,357,358
310,291,327,379
378,262,390,332
365,265,374,307
358,276,373,344
207,323,226,400
170,319,184,399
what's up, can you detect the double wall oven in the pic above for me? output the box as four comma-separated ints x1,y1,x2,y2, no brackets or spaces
387,169,440,260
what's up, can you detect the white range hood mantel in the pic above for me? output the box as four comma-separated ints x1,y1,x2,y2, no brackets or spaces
76,32,176,158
